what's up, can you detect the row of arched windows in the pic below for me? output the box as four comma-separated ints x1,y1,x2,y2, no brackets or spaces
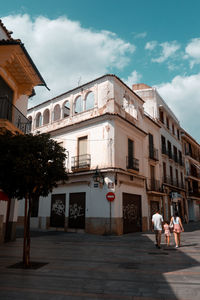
122,97,138,119
28,91,95,129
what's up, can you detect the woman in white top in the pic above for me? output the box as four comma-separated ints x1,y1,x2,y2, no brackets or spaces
170,212,184,248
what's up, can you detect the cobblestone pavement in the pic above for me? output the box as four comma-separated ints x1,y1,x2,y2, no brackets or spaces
0,222,200,300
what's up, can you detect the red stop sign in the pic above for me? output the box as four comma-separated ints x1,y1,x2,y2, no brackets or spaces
106,192,115,202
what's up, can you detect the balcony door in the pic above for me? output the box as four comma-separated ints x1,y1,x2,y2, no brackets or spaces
0,76,13,121
78,136,87,156
128,138,134,168
163,162,167,182
78,136,88,168
149,133,154,158
150,165,155,189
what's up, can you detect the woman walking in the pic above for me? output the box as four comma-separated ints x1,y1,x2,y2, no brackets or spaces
170,212,184,248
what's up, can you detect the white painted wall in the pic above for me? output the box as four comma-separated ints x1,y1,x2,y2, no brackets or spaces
0,26,9,40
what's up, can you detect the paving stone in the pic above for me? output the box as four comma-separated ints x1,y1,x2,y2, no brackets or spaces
0,222,200,299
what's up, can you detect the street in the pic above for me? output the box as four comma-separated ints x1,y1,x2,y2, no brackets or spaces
0,222,200,300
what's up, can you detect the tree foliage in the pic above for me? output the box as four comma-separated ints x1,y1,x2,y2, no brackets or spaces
0,131,68,267
0,131,68,200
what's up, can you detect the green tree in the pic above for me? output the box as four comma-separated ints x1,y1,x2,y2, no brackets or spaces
0,131,68,267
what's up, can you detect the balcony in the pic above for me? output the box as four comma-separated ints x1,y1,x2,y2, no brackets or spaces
161,145,167,155
147,179,162,192
173,154,178,163
149,148,159,161
71,154,91,172
163,176,185,189
179,158,184,166
167,150,173,159
126,157,139,171
185,150,200,163
0,97,31,134
189,190,200,198
187,170,200,179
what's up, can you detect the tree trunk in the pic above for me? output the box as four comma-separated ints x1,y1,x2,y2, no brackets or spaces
26,197,32,267
23,196,32,268
23,196,28,266
4,197,11,242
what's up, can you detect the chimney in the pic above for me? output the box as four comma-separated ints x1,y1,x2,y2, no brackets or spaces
132,83,151,91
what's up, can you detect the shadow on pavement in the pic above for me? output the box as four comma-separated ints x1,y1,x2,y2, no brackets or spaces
0,222,199,299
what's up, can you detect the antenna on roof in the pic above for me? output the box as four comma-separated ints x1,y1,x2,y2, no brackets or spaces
78,76,81,86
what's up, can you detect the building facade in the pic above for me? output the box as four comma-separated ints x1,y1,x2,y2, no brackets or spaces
132,84,187,222
17,76,200,235
18,74,163,235
0,20,46,242
181,131,200,221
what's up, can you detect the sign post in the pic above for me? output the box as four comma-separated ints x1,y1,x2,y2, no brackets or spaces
106,192,115,234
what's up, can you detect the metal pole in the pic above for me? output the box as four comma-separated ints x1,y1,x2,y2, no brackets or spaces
109,201,112,234
23,197,28,265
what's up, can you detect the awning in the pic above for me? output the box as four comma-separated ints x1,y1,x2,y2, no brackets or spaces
0,191,9,201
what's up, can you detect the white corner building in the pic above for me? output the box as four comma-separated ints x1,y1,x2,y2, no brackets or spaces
18,75,164,234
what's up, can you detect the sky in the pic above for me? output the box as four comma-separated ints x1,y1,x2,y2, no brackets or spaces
1,0,200,142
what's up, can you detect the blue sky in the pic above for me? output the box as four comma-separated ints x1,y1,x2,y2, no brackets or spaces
1,0,200,142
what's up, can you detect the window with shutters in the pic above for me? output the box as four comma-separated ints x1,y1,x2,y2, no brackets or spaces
161,135,166,154
168,141,172,159
163,162,167,182
170,166,173,185
126,138,139,171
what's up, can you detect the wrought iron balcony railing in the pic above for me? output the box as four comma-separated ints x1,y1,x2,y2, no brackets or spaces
147,179,162,192
71,154,91,171
185,150,200,163
167,150,173,159
0,96,31,133
179,158,184,166
188,190,200,198
126,156,139,171
149,148,159,161
187,170,200,179
173,154,178,163
161,145,167,155
163,176,185,189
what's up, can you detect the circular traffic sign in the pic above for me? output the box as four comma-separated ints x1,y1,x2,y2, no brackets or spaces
106,192,115,202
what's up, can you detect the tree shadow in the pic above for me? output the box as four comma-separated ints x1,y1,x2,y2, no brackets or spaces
2,224,200,299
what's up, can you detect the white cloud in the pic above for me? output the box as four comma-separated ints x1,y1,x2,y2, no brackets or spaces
185,38,200,68
145,41,157,51
123,70,142,88
152,41,180,63
156,73,200,142
134,32,147,39
2,14,135,107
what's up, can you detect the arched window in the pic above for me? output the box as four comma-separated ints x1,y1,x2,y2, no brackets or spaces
28,116,32,131
122,97,129,112
85,92,94,110
129,103,138,119
53,104,61,121
43,109,50,125
35,112,42,128
63,101,70,118
74,96,82,114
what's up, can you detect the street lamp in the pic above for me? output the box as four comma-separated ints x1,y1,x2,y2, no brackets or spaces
93,168,104,185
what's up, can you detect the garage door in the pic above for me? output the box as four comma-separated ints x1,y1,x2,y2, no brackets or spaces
123,193,142,233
